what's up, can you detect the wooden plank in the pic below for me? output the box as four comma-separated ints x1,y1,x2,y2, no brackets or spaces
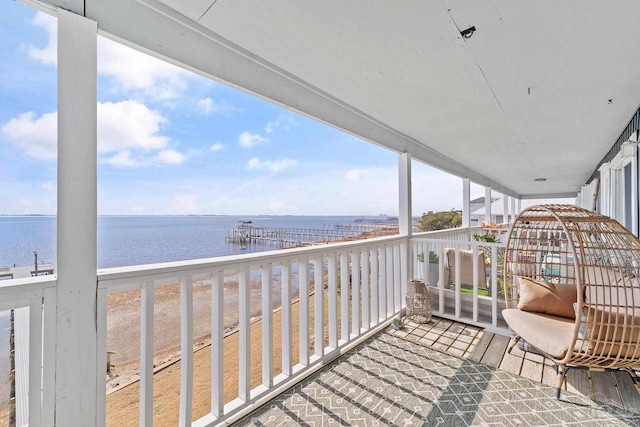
467,331,493,362
565,369,592,397
613,370,640,413
590,371,622,407
481,334,510,368
520,359,543,383
540,359,558,388
520,351,544,383
499,341,524,375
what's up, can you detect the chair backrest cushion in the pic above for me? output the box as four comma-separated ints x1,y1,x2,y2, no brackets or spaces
517,277,577,319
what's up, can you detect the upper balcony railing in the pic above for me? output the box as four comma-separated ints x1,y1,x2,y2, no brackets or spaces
1,225,510,427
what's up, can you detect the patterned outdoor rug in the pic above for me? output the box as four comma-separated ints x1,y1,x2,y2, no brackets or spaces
238,332,640,426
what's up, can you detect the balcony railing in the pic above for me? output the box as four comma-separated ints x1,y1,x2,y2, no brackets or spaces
1,226,510,426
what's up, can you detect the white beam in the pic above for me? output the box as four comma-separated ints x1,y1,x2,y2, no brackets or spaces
398,153,412,236
484,187,492,225
78,0,521,198
462,178,470,228
56,9,98,427
503,195,509,224
510,197,516,224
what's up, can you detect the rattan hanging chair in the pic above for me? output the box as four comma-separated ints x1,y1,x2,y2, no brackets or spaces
503,204,640,399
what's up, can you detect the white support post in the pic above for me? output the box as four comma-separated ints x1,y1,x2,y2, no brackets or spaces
361,250,370,329
398,153,412,310
340,253,349,341
379,248,387,320
211,270,224,417
510,197,516,225
503,194,509,224
298,259,309,366
351,251,360,336
140,282,154,427
281,262,292,375
485,187,492,225
262,265,273,385
462,178,471,228
179,276,194,427
327,255,338,348
56,10,98,427
238,267,250,400
369,248,378,325
313,258,324,357
398,153,412,236
517,198,522,216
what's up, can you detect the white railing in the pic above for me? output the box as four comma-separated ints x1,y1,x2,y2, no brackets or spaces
0,275,57,427
411,235,508,334
0,226,511,427
97,234,408,426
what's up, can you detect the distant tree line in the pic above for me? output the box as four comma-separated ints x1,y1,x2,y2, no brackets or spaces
418,210,461,232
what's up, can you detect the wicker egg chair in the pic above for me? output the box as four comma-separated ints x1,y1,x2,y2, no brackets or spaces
503,204,640,399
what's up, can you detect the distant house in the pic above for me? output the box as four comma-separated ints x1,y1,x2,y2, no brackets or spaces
471,195,575,225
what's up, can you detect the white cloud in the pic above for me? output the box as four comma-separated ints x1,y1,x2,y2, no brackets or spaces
264,114,298,134
27,12,56,65
99,100,169,152
27,12,189,101
238,131,268,148
246,157,297,173
209,143,225,152
1,100,188,167
105,150,141,168
154,149,186,165
197,97,214,113
98,38,189,102
1,111,57,159
196,97,241,115
345,168,370,181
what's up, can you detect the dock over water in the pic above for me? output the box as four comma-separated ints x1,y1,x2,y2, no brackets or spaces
225,220,399,248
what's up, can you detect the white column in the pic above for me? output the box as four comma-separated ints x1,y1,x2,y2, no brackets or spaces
398,152,412,236
56,9,98,427
517,198,522,216
510,197,516,223
462,178,470,228
398,153,412,298
484,187,492,225
503,194,509,224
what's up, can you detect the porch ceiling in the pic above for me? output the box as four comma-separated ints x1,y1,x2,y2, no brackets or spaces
35,0,640,198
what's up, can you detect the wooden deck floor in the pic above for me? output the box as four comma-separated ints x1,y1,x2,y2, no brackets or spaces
388,315,640,414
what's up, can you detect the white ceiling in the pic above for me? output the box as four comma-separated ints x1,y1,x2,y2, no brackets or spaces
32,0,640,198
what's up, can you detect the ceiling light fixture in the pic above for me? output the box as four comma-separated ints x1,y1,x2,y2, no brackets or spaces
534,178,547,182
460,26,476,39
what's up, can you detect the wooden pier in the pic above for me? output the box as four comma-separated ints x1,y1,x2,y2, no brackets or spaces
225,221,398,248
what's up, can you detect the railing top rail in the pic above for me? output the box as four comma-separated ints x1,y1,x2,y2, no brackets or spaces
98,233,406,288
411,226,482,238
0,275,57,296
411,237,506,248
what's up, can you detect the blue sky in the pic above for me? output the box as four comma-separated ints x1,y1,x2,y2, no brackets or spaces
0,1,474,216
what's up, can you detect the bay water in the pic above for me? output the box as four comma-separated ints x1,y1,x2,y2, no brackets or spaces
0,215,386,405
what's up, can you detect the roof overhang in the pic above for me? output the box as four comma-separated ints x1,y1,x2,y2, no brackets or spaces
25,0,640,199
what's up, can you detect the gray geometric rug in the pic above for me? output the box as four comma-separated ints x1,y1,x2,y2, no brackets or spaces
238,332,640,426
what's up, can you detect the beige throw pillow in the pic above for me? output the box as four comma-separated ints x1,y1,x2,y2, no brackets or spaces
517,277,577,319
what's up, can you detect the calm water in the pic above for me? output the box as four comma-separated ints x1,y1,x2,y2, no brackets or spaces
0,215,387,401
0,215,378,269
